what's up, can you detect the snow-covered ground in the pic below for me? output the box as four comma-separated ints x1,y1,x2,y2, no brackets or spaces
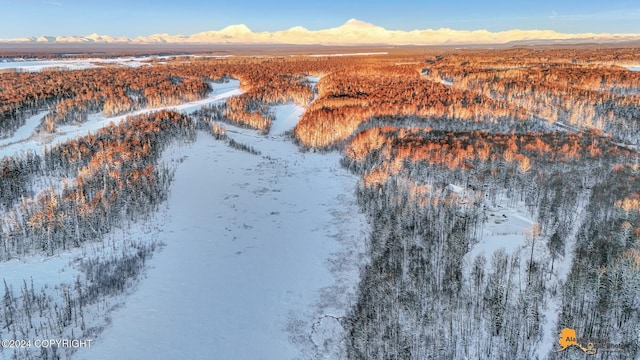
626,65,640,72
73,105,367,359
0,57,160,72
0,110,47,146
464,195,535,265
269,104,305,135
0,250,79,292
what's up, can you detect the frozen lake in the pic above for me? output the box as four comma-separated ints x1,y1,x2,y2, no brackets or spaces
0,57,152,72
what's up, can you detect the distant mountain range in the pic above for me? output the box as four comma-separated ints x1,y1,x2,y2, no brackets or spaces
3,19,639,46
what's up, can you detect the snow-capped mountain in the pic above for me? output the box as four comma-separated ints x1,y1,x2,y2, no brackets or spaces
2,18,639,45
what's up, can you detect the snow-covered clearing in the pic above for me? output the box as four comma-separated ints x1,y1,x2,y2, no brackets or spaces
269,104,305,135
0,250,79,292
0,110,47,146
72,104,367,359
464,194,535,265
306,76,320,84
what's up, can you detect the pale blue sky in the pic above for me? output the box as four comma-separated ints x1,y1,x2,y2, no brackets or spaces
1,0,639,38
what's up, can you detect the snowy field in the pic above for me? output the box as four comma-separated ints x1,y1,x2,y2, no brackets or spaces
0,57,153,72
0,55,236,72
73,105,367,359
465,195,535,263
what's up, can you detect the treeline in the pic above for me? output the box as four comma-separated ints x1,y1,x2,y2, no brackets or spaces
3,48,638,143
344,127,623,176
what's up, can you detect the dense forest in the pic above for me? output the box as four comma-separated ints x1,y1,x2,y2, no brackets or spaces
0,47,638,359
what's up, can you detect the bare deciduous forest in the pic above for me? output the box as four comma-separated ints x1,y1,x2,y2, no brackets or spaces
0,46,638,359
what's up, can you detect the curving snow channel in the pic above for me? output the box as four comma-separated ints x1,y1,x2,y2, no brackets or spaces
73,105,367,359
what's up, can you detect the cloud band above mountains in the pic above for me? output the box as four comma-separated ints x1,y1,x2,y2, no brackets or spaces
3,19,639,45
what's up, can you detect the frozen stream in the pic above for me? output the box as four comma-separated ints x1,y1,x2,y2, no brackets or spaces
74,106,367,359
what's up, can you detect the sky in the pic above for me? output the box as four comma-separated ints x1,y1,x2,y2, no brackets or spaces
0,0,639,38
